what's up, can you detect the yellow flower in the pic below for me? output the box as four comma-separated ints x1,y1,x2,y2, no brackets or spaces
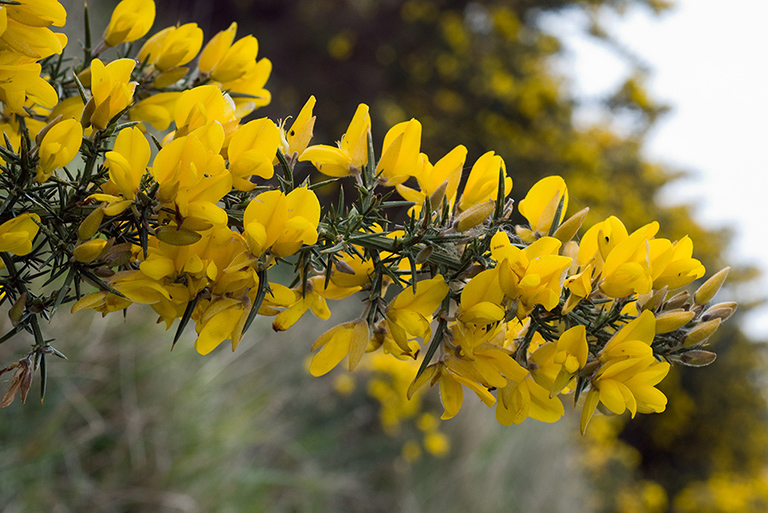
580,311,670,434
103,0,155,47
563,263,593,314
242,187,321,258
4,0,67,28
300,103,370,177
375,118,423,186
495,358,564,426
516,175,568,242
128,91,180,131
151,123,232,231
171,85,239,141
138,23,203,72
227,117,280,191
0,213,40,256
73,239,108,263
196,21,272,116
409,360,496,421
529,325,588,396
198,22,260,83
649,236,705,290
83,58,137,130
385,275,449,353
48,95,85,122
457,151,511,212
193,297,248,355
35,118,82,183
309,319,370,376
0,57,59,113
217,58,272,117
71,270,173,317
273,188,321,257
396,144,467,214
279,96,316,160
456,268,505,329
0,16,67,60
579,216,659,299
272,276,359,332
90,126,150,215
491,231,572,317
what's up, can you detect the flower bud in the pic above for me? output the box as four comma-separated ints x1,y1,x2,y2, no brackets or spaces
73,239,108,263
101,242,133,268
334,259,356,275
683,318,722,348
78,207,105,241
415,245,433,264
579,359,601,377
502,198,515,220
457,263,485,281
35,115,63,146
553,207,589,245
454,200,494,232
8,292,27,326
664,290,690,311
674,350,717,367
654,309,696,334
80,97,95,128
77,68,92,88
639,286,668,312
93,266,116,278
694,267,730,305
154,67,189,89
429,181,448,211
701,301,738,322
156,226,203,246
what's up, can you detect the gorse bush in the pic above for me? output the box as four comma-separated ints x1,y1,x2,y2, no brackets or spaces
0,0,734,437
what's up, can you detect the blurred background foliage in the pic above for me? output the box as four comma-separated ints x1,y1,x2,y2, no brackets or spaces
3,0,767,511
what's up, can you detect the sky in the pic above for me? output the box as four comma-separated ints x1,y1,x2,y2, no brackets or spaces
541,0,768,338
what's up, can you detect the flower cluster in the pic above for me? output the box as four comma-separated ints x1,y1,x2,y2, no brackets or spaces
0,0,733,446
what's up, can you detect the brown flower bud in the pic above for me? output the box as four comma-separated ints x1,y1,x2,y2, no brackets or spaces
429,181,448,212
415,245,434,264
664,290,690,311
701,302,738,322
674,350,717,367
333,259,356,275
639,286,668,312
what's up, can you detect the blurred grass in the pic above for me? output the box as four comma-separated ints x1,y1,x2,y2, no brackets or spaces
0,305,594,512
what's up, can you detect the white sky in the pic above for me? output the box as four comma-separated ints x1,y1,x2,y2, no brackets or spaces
541,0,768,338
